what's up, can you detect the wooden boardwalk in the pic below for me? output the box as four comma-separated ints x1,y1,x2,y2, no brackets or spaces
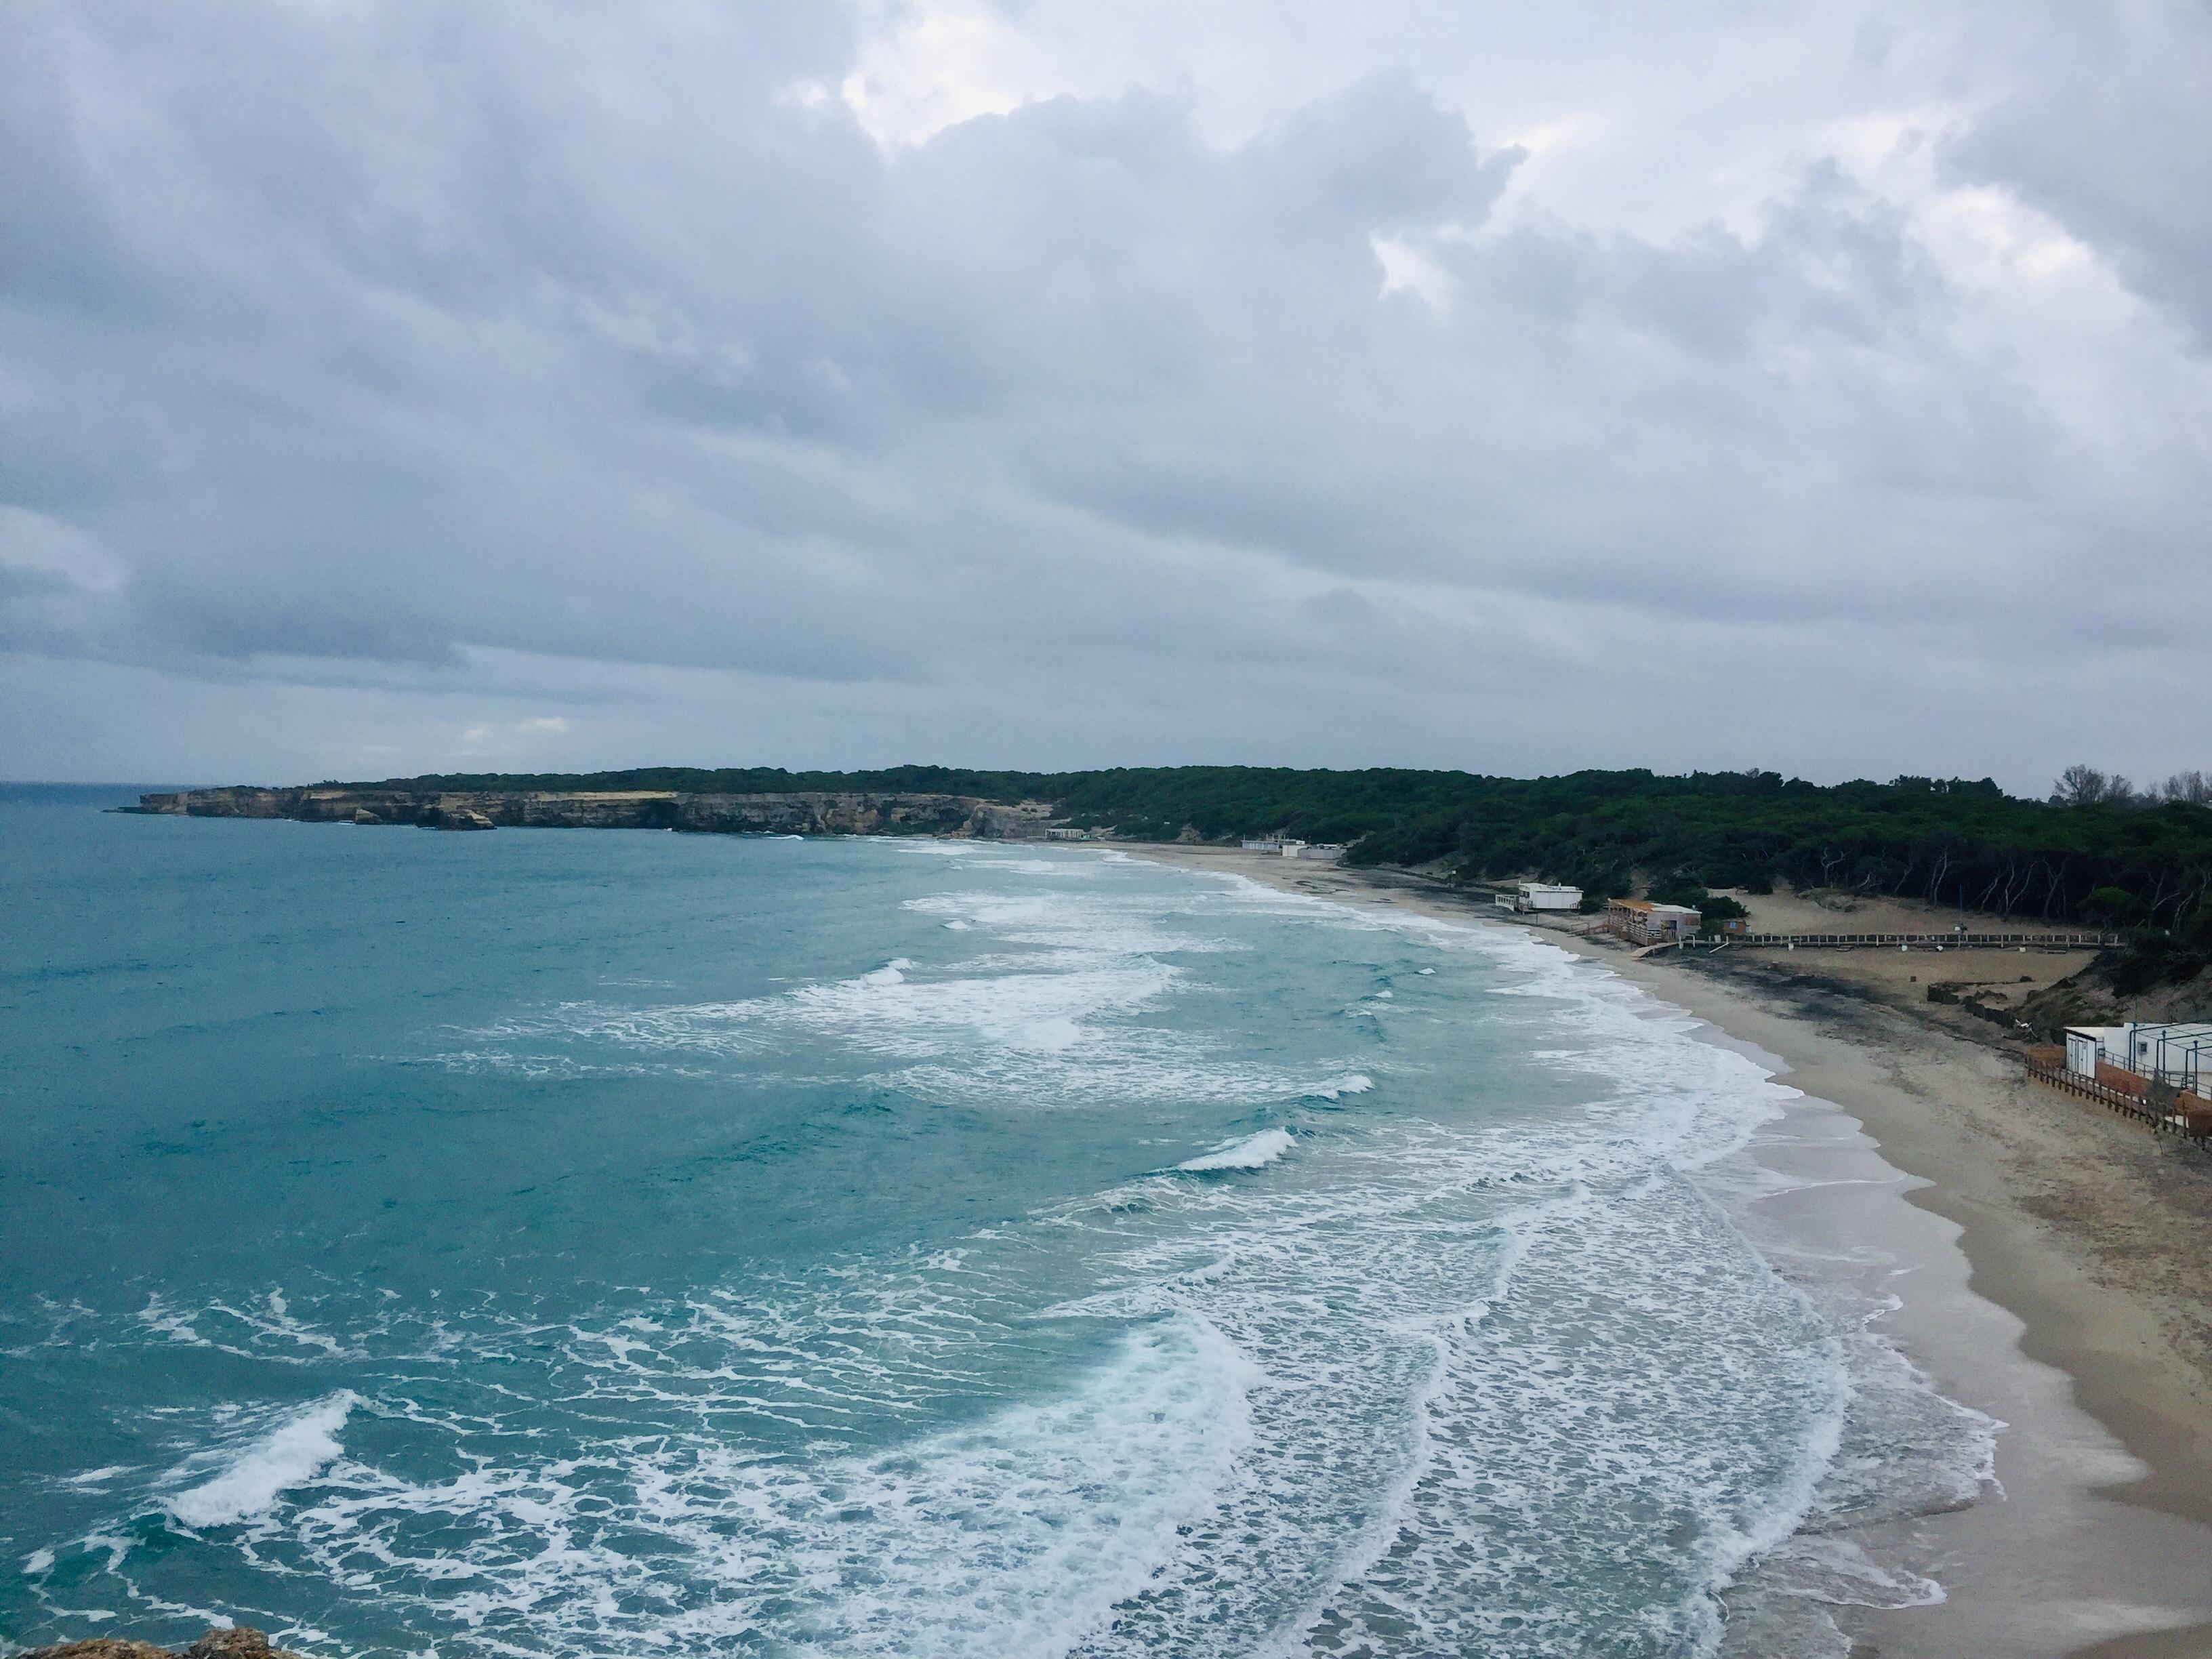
1729,930,2115,951
2027,1060,2211,1144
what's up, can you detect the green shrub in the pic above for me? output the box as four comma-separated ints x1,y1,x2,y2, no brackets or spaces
2109,930,2199,997
2180,905,2212,951
2084,886,2146,926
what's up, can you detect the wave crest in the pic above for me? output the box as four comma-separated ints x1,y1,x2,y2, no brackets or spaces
165,1392,356,1530
1176,1128,1293,1172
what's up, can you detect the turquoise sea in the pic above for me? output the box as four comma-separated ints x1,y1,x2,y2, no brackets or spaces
0,787,1989,1657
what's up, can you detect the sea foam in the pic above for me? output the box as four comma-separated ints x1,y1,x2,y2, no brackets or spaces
467,877,1357,1109
248,1320,1257,1659
165,1393,355,1529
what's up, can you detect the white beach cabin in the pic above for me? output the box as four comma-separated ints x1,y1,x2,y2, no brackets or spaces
1514,882,1583,912
2068,1023,2212,1090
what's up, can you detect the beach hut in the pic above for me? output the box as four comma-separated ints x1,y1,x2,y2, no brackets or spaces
2064,1027,2121,1080
1514,882,1583,912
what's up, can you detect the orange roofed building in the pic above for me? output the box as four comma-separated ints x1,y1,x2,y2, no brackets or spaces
1604,897,1703,945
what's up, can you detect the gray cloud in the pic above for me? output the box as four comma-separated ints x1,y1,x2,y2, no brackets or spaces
1,0,2208,787
1942,2,2212,345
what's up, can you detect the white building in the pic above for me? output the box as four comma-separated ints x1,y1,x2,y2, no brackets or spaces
2067,1023,2212,1090
1242,837,1283,852
2142,1025,2212,1090
1289,842,1345,861
1514,882,1583,912
2064,1027,2121,1079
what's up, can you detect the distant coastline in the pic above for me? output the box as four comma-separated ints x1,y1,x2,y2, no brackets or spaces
121,766,2212,1029
119,785,1052,838
117,764,2212,951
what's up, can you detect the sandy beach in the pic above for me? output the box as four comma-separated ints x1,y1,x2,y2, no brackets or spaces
1130,845,2212,1658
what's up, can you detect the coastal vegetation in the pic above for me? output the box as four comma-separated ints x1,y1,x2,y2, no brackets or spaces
340,764,2212,966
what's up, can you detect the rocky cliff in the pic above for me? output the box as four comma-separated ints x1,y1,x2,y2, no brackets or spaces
121,787,1055,839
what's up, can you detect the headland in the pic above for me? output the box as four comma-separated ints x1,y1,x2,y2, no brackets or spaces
120,785,1050,838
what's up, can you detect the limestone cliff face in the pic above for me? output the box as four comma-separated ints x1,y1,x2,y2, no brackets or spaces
125,787,1054,840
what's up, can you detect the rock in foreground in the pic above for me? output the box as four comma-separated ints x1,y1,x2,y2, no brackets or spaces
20,1628,310,1659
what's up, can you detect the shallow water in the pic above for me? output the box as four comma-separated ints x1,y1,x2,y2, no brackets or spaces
0,789,1989,1657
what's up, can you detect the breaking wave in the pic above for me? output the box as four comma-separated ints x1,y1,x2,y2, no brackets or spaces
1174,1127,1293,1171
164,1393,356,1530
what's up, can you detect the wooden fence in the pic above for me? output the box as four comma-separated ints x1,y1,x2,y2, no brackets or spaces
2026,1059,2211,1143
1727,930,2116,951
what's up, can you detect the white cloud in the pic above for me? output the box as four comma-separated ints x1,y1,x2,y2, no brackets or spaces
1370,232,1455,310
839,0,1056,150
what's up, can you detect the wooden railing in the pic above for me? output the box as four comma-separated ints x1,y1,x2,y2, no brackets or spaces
1728,931,2116,950
2027,1060,2211,1143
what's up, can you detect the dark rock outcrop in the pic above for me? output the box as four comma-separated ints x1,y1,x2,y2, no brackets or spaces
22,1626,308,1659
123,787,1055,841
419,805,495,831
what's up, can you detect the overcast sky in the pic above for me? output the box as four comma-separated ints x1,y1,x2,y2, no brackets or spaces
3,1,2207,790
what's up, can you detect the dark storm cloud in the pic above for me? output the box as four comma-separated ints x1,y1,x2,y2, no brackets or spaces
1,0,2208,785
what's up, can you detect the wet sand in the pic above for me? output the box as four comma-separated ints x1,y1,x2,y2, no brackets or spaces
1128,846,2212,1658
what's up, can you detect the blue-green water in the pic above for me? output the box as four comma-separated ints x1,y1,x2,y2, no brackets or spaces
1,789,1974,1656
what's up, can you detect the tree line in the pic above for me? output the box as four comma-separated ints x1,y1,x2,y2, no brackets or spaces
2049,764,2212,808
348,762,2212,956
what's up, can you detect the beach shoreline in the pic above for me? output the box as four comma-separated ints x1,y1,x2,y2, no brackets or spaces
1124,844,2212,1658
